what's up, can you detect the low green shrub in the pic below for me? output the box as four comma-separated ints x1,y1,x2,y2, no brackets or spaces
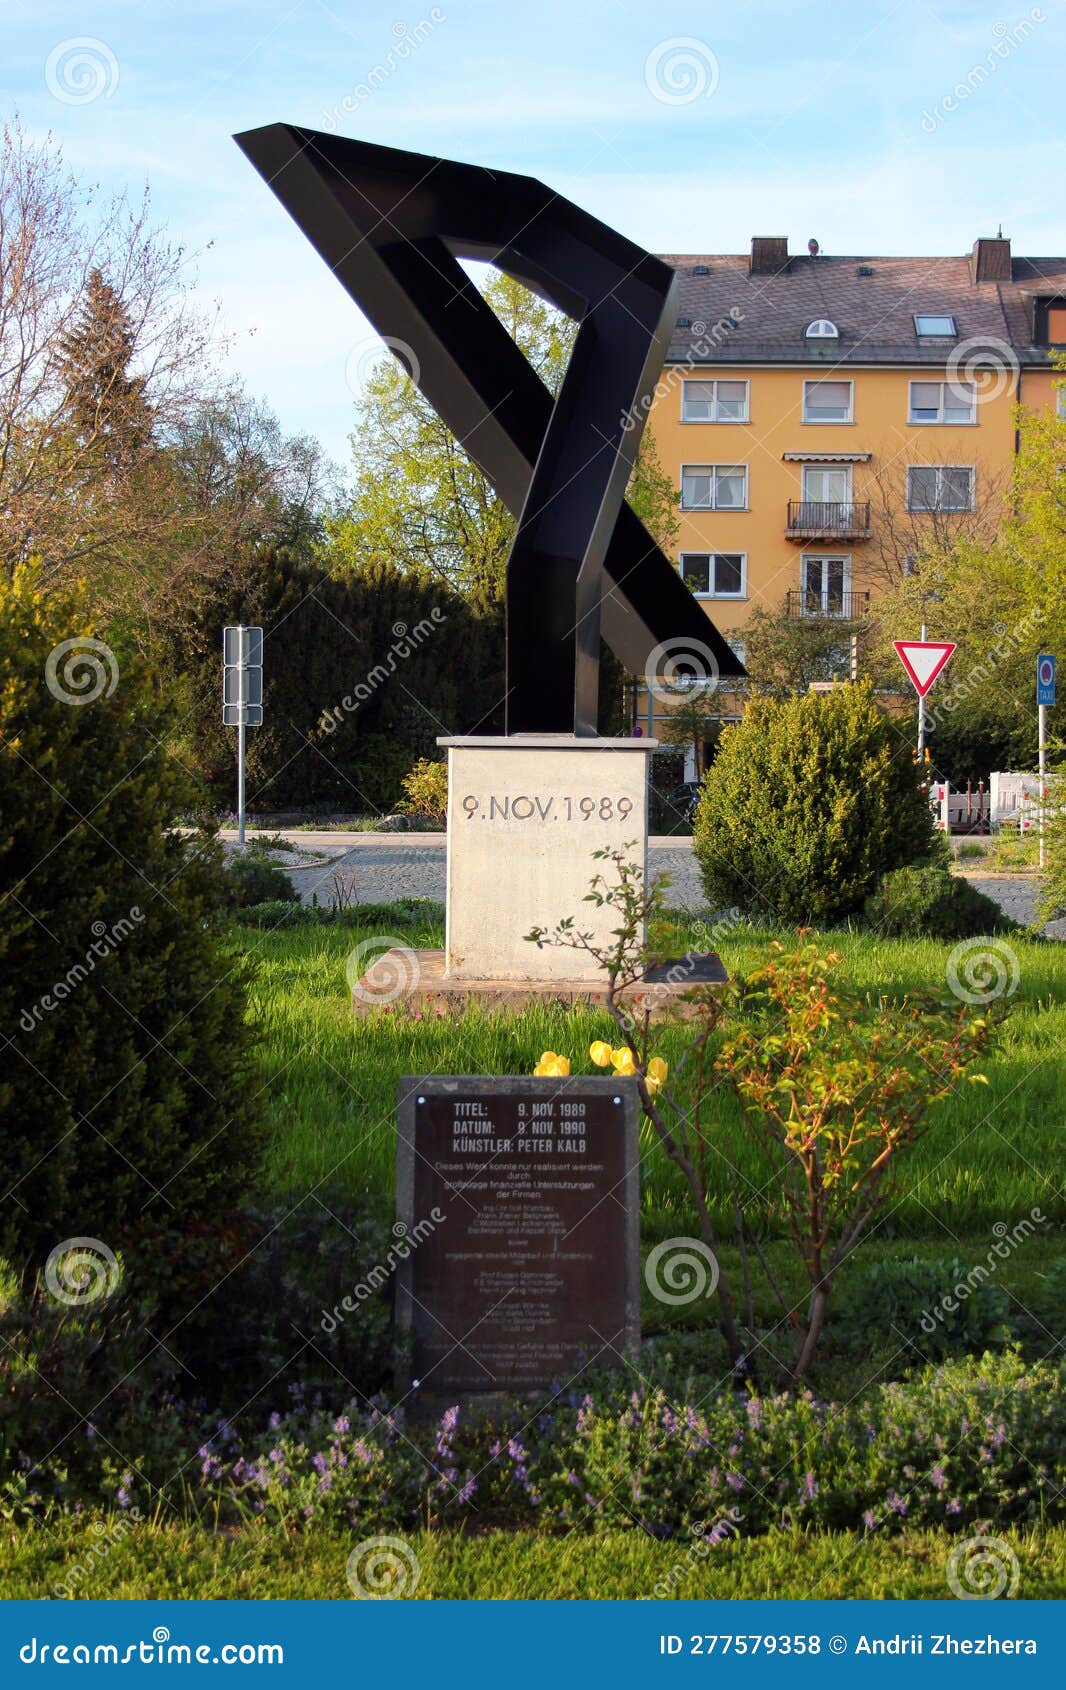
0,1256,179,1520
154,1349,1066,1537
693,683,935,925
864,863,1016,939
234,897,443,929
832,1258,1012,1358
399,757,447,824
173,1193,394,1415
222,853,296,907
1014,1260,1066,1346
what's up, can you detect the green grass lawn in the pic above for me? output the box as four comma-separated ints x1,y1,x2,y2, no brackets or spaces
11,909,1059,1603
232,908,1066,1242
7,1519,1065,1600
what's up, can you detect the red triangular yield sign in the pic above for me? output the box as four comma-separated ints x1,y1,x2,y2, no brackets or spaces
893,640,956,697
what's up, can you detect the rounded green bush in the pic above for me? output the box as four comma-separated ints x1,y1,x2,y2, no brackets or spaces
223,852,296,907
693,682,935,924
833,1257,1012,1358
864,861,1016,938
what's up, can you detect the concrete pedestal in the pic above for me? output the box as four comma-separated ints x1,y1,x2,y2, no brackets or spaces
439,734,656,982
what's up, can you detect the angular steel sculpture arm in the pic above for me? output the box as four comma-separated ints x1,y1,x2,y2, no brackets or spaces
235,124,745,733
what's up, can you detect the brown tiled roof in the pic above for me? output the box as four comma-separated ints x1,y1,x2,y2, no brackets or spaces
658,251,1066,366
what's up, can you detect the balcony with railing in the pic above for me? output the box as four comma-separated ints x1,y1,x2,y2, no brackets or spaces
785,589,872,620
786,499,871,540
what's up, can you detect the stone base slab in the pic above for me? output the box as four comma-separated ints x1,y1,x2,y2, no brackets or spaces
351,947,727,1017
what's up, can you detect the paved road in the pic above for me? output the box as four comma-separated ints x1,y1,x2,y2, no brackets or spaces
221,831,1062,934
221,830,707,911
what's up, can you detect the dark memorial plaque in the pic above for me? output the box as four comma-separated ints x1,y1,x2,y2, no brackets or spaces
396,1077,639,1395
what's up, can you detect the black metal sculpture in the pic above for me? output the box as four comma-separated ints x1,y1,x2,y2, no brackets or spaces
234,125,744,735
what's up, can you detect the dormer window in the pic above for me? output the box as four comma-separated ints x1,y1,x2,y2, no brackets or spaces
805,319,839,339
914,314,957,337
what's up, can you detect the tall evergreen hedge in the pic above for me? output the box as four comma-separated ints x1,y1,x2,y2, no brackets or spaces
0,568,261,1275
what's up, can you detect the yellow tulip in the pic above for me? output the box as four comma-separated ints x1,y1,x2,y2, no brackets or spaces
589,1040,613,1068
611,1047,636,1075
646,1074,663,1096
533,1051,570,1077
647,1056,668,1086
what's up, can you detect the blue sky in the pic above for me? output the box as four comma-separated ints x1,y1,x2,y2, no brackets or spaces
6,0,1065,464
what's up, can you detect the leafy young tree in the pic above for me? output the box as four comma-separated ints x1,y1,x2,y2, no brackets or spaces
738,605,869,698
871,377,1066,778
0,119,217,586
655,685,720,777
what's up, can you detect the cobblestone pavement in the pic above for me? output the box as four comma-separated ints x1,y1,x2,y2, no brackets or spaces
224,832,1060,935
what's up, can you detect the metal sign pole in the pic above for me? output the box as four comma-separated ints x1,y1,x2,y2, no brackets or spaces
917,622,927,762
223,624,264,848
238,713,247,847
1036,654,1056,872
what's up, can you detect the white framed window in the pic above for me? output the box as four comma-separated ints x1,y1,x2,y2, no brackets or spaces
805,319,839,339
679,552,747,598
680,463,748,510
909,380,976,424
800,553,852,615
803,379,853,423
914,313,957,337
906,465,974,512
801,463,852,503
681,378,749,423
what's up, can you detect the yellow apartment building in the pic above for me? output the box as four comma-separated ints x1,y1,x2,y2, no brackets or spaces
640,234,1066,756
